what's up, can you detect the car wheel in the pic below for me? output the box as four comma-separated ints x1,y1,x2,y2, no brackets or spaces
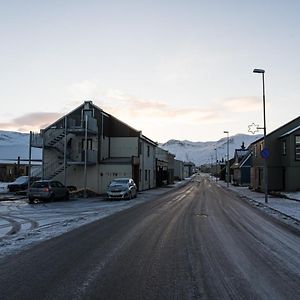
28,197,35,204
49,194,55,202
65,192,70,201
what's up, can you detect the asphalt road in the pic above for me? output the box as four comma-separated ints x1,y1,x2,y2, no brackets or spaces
1,175,300,300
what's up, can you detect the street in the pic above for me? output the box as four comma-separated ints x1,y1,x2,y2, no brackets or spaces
0,175,300,299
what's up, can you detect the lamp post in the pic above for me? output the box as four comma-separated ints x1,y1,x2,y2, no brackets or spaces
223,131,229,187
214,148,218,181
253,68,268,203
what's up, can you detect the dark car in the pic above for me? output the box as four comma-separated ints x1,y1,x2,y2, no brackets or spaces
7,176,39,193
27,180,69,204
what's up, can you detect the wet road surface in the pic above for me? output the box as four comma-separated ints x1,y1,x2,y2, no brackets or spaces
0,175,299,299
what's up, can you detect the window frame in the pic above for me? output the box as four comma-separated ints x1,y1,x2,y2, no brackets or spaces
295,135,300,161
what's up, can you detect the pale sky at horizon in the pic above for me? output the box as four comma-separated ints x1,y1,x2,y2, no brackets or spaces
1,0,299,142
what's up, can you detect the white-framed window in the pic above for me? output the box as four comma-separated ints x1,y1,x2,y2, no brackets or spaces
282,140,287,156
295,136,300,161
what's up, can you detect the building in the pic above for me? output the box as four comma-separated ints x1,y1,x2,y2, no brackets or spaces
231,143,251,186
183,161,195,178
31,101,157,194
174,159,184,181
155,147,177,186
249,116,300,192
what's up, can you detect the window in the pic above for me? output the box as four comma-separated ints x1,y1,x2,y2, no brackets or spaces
282,140,287,156
82,139,92,150
295,136,300,161
145,170,148,181
147,146,150,157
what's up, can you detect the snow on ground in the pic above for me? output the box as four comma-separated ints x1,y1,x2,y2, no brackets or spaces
0,180,188,258
283,191,300,201
216,177,300,225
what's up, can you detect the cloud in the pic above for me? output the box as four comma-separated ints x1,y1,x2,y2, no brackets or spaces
0,112,62,132
222,97,262,112
98,89,222,124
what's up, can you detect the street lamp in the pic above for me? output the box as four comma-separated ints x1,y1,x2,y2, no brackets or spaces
214,148,218,181
253,68,268,203
223,131,229,187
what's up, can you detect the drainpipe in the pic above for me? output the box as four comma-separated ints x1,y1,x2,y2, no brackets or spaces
64,116,67,186
84,114,88,197
28,131,32,191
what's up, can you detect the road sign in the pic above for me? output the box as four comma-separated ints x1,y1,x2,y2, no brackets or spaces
260,148,270,159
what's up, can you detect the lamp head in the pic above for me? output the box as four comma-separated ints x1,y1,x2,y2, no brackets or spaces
253,68,265,74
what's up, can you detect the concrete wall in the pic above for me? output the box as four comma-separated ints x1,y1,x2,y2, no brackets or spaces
110,137,138,157
101,135,109,160
174,159,184,180
139,140,156,190
99,164,133,194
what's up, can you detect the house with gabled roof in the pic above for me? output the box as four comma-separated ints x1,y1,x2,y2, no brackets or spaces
249,116,300,192
31,101,157,194
231,142,252,186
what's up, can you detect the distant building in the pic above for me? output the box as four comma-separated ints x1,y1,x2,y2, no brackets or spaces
174,159,184,181
183,161,195,178
231,143,251,186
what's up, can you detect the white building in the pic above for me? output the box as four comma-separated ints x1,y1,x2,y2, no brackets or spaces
31,101,157,194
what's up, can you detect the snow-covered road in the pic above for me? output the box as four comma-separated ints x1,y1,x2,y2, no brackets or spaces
1,176,299,259
0,182,187,258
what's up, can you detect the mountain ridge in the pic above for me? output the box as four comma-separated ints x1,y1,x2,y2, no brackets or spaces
160,133,262,166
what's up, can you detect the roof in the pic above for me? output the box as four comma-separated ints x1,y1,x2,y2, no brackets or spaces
43,101,157,146
231,149,251,169
249,115,300,146
279,125,300,138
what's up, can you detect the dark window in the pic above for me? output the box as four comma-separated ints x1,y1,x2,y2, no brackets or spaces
82,139,92,150
147,146,150,157
295,136,300,161
282,140,287,156
145,170,148,181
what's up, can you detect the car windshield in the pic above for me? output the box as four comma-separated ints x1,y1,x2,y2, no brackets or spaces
31,182,49,188
14,176,28,183
110,179,129,186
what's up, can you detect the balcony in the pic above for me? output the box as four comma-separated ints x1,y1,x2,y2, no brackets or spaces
30,132,43,148
67,150,98,165
67,117,98,135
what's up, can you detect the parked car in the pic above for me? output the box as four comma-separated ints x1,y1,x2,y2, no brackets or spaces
7,176,39,192
107,178,137,200
27,180,69,204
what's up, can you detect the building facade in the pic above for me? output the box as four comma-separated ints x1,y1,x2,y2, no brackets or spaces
250,116,300,192
31,101,157,194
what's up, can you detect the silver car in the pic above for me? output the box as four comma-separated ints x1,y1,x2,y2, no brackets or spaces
107,178,137,200
27,180,69,203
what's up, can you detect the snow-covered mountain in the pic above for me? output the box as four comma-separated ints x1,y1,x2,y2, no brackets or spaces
0,131,42,162
160,134,262,166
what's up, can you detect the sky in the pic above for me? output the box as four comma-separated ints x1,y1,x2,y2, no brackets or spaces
0,0,299,142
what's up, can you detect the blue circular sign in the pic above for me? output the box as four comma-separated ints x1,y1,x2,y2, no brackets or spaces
261,148,270,159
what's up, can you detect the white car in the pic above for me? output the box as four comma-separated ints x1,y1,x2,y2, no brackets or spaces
107,178,137,200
